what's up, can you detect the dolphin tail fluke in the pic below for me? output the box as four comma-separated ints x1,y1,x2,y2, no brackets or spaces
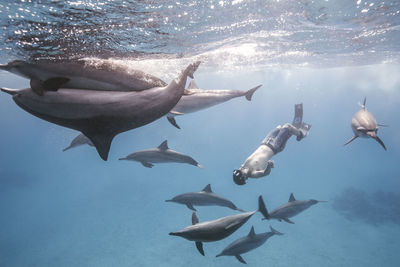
195,241,205,256
258,195,270,220
85,131,115,161
167,116,181,129
1,87,19,96
270,226,284,236
245,85,262,101
374,136,387,150
344,135,358,146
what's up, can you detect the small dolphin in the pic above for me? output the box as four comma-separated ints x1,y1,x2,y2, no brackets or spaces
165,184,244,211
119,140,202,168
166,80,262,129
63,133,94,152
344,97,387,150
169,195,269,256
216,225,283,264
1,61,200,161
262,193,326,224
0,59,167,95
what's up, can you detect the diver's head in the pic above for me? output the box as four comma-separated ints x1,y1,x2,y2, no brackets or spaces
233,169,246,185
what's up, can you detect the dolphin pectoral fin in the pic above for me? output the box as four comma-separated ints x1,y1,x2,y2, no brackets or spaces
374,136,387,150
1,87,20,96
192,212,199,225
184,89,196,95
167,116,181,129
195,241,205,256
169,110,184,116
378,124,388,127
84,131,115,161
344,136,358,146
43,77,70,91
282,218,295,224
245,84,262,101
258,195,270,220
141,162,154,168
186,203,197,211
235,255,247,264
187,80,199,89
62,145,73,152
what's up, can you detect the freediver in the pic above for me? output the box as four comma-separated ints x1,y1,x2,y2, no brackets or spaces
233,103,311,185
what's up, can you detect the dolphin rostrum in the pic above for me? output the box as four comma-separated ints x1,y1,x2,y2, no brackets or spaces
262,193,326,224
0,59,167,95
216,225,283,264
169,195,269,256
1,61,200,161
344,97,387,150
165,184,244,212
63,133,94,152
119,140,203,168
166,80,262,129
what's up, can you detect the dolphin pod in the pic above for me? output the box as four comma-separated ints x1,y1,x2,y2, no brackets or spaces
216,225,283,264
165,184,244,212
1,61,201,160
119,140,203,168
262,193,326,224
0,59,167,95
166,80,262,129
169,195,268,256
344,97,387,150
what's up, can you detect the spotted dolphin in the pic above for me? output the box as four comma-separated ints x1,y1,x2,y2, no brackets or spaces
166,80,262,129
216,225,283,264
169,195,269,256
119,140,202,168
262,193,326,224
62,133,94,152
0,59,167,95
344,97,387,150
165,184,244,211
1,61,200,161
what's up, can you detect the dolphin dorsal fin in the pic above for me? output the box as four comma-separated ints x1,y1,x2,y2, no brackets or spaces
202,184,212,193
248,226,256,238
289,193,296,202
187,80,199,89
192,212,199,225
158,140,169,151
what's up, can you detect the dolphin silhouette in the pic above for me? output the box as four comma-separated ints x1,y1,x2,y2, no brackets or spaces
169,195,269,256
0,59,167,95
166,184,244,211
119,140,203,168
1,61,200,161
344,97,387,150
166,80,262,129
216,225,283,264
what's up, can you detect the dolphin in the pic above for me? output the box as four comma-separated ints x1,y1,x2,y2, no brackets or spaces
166,80,262,129
165,184,244,212
119,140,203,168
344,97,387,150
1,61,200,161
62,133,94,152
169,195,269,256
0,59,167,95
216,225,283,264
262,193,326,224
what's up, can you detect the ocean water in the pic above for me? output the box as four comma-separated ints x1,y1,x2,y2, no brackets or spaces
0,1,400,266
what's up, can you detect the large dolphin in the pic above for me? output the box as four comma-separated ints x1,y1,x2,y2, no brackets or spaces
344,97,387,150
0,59,167,95
216,225,283,264
62,133,94,152
1,61,200,161
262,193,326,224
169,195,269,256
166,80,262,129
119,140,203,168
165,184,244,212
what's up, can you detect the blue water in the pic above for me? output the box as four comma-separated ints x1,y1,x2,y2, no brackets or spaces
1,1,400,266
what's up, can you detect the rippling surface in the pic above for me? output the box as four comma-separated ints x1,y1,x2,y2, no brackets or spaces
1,0,400,67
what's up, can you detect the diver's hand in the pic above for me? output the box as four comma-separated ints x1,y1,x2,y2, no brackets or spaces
267,160,274,168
